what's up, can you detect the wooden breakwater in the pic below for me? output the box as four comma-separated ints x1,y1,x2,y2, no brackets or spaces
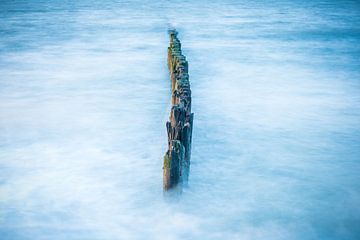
163,30,194,190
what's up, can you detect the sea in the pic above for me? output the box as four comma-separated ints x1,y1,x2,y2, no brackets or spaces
0,0,359,239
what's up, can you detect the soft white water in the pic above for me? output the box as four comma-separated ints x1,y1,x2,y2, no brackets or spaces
0,0,360,239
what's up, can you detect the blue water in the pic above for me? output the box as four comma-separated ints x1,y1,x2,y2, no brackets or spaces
1,0,360,239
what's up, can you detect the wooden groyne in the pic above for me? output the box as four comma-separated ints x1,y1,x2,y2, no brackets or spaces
163,30,194,190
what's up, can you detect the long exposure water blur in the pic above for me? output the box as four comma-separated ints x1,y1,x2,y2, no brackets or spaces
1,0,360,239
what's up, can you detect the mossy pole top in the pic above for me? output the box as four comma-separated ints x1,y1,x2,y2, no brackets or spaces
168,29,178,38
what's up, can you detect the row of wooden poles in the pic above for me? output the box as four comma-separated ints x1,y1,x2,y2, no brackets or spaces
163,29,194,190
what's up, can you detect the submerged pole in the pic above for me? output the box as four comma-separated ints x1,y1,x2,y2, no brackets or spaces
163,29,194,190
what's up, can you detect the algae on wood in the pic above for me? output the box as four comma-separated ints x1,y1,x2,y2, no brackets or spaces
163,30,194,190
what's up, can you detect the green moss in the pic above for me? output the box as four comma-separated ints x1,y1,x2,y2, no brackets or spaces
163,153,170,169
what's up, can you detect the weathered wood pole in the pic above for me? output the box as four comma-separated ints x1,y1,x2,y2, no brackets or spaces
163,29,194,190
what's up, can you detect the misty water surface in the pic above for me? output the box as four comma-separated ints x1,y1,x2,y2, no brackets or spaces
1,0,360,239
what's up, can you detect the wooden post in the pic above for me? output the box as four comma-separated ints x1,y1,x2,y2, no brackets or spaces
163,29,194,190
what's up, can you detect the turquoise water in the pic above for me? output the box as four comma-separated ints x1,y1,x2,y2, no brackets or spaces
1,1,360,239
